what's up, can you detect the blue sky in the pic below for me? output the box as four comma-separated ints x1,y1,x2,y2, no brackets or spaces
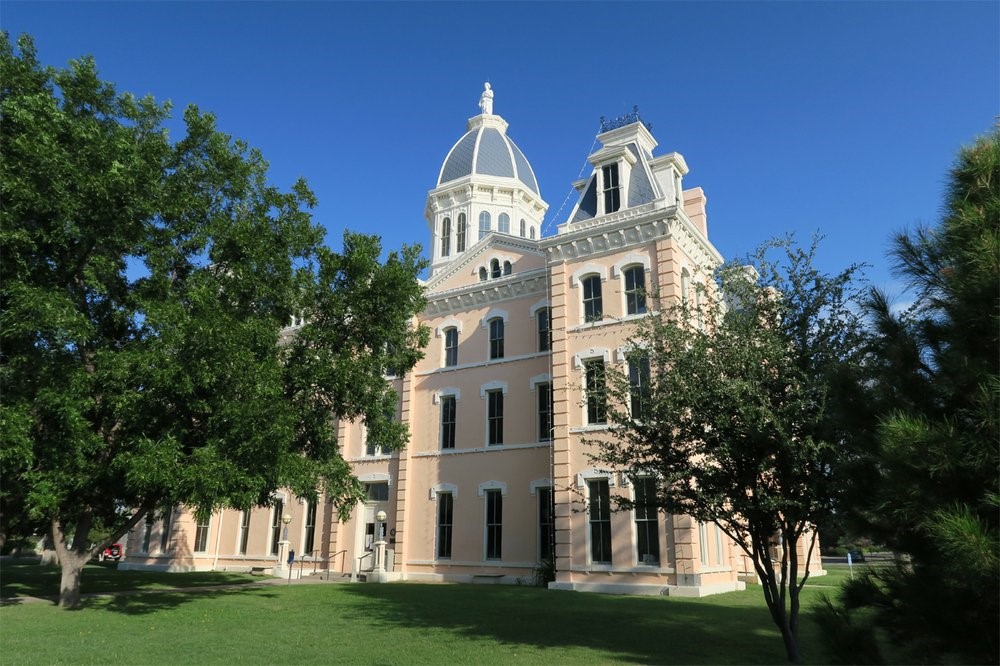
4,2,998,295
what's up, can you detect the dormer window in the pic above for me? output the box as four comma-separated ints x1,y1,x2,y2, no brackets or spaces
602,163,621,214
441,217,451,257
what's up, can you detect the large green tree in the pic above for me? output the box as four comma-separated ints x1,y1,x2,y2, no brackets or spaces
0,33,428,608
595,239,865,663
819,130,999,665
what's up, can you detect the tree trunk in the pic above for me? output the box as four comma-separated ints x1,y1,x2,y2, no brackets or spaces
779,620,802,664
50,517,94,609
58,554,89,609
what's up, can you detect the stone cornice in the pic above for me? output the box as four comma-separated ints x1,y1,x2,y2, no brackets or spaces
542,201,723,269
423,268,549,318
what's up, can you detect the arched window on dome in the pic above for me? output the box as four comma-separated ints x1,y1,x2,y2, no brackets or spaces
498,213,510,234
479,267,488,281
441,217,451,257
519,219,526,237
491,259,501,279
530,226,536,240
456,213,467,253
503,261,512,276
479,212,491,240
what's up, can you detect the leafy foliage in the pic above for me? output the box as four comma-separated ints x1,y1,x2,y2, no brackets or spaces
595,237,865,663
0,33,427,606
820,129,999,665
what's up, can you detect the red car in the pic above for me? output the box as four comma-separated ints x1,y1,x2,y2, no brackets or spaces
99,543,123,562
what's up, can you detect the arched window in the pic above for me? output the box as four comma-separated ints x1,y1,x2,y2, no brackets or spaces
440,217,451,257
503,261,512,276
537,307,551,352
498,213,510,234
456,213,467,253
491,259,501,279
680,268,691,307
479,267,488,281
582,275,603,322
623,265,646,315
519,219,526,237
479,211,491,240
488,317,504,360
443,327,458,367
530,226,536,240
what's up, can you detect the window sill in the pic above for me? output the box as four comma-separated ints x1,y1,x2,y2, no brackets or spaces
569,424,611,433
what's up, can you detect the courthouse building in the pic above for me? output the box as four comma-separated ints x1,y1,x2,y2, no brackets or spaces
123,85,810,596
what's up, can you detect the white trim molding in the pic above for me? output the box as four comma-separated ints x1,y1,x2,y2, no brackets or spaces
570,263,609,287
477,480,508,497
529,478,553,495
611,253,651,278
572,347,612,370
434,318,463,337
433,387,462,404
529,373,551,390
429,482,458,500
479,380,509,398
615,342,648,364
529,299,550,318
480,308,509,328
357,472,392,487
576,467,616,488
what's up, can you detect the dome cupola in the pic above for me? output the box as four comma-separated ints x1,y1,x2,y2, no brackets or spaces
426,84,548,276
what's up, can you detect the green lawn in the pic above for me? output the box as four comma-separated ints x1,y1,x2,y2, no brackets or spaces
0,563,858,665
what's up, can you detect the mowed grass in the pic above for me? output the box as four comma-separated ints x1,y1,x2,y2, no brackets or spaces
0,563,862,665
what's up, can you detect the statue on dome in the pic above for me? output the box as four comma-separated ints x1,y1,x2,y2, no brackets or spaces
479,82,494,115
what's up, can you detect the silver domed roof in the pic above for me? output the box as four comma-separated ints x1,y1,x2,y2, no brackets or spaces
437,119,540,196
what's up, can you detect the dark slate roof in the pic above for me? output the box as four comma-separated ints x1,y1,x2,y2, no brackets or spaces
570,175,598,223
438,126,540,195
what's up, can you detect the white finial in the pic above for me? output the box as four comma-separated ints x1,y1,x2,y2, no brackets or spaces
479,82,494,115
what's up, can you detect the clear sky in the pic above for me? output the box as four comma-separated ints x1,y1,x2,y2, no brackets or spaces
4,1,998,295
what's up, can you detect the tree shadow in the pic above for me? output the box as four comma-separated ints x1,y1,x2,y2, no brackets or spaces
337,584,791,664
81,585,280,615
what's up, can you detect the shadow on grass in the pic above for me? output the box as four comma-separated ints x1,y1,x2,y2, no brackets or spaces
82,585,281,615
0,561,265,613
337,583,791,665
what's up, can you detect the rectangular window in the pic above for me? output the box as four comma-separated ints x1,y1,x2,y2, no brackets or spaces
537,382,553,441
437,492,453,559
602,163,621,214
194,515,211,553
440,394,456,449
441,217,451,257
537,307,551,352
141,513,154,553
715,523,725,564
160,506,173,553
699,522,709,566
634,477,660,565
364,482,389,502
538,487,554,561
585,359,607,425
488,318,504,360
629,354,651,419
238,510,250,555
485,490,502,560
487,389,503,446
444,327,458,367
270,500,283,556
457,214,467,253
624,266,647,315
582,275,603,322
588,479,612,564
304,500,317,556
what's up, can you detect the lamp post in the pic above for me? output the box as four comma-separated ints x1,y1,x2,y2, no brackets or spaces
372,509,388,582
277,513,292,578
